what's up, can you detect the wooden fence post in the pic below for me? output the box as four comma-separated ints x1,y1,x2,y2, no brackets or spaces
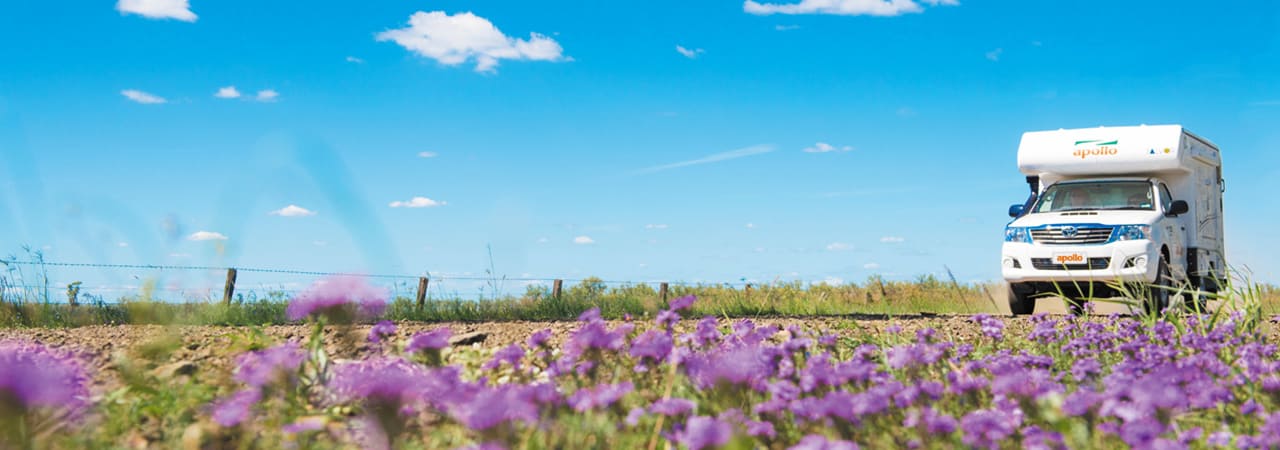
552,279,563,299
222,268,237,306
416,277,429,308
659,282,669,302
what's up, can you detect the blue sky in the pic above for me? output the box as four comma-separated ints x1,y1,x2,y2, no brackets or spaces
1,0,1278,298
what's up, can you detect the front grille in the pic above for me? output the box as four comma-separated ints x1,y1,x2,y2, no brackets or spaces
1029,225,1114,245
1031,257,1111,270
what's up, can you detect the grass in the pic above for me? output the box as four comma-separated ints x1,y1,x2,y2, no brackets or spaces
0,275,1003,327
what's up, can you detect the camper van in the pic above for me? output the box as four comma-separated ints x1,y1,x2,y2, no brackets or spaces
1001,125,1226,315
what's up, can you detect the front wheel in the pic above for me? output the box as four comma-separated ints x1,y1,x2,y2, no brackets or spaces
1144,254,1172,316
1008,284,1035,316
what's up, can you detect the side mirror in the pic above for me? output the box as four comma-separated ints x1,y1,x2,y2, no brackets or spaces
1167,200,1189,216
1008,204,1025,217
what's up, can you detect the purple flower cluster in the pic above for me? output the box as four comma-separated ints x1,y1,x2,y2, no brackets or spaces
233,341,306,387
0,340,91,422
286,275,388,322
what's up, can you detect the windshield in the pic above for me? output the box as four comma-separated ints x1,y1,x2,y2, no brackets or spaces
1032,180,1154,213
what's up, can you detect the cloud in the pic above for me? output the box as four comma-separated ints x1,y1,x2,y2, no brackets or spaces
376,11,567,73
744,0,957,16
746,223,756,229
121,89,166,104
116,0,197,22
635,144,775,174
269,205,316,217
536,237,549,243
880,236,905,243
820,276,844,285
826,242,854,251
187,231,227,241
676,45,704,59
775,24,801,31
573,236,595,245
118,242,129,248
389,196,447,208
214,86,241,99
645,224,669,230
255,89,279,102
803,142,853,153
418,151,438,158
346,56,365,64
863,262,881,269
985,48,1003,62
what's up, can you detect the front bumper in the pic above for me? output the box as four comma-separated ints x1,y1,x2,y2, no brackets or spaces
1001,240,1158,283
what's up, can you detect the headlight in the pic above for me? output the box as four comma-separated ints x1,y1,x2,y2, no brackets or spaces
1114,225,1150,241
1004,227,1032,243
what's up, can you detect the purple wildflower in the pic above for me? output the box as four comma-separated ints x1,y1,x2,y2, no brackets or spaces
745,420,776,438
650,398,697,416
631,330,674,364
210,388,261,427
286,275,388,321
0,340,92,422
678,416,732,450
656,310,681,330
406,328,452,353
970,314,1005,340
683,344,779,391
448,384,541,431
789,434,860,450
282,416,327,434
625,407,646,427
369,320,397,344
527,328,553,348
233,341,306,387
328,357,435,413
568,382,633,412
690,316,722,347
960,409,1016,449
669,294,696,311
482,344,525,371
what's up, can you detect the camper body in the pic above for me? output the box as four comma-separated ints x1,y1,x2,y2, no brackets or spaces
1001,125,1225,314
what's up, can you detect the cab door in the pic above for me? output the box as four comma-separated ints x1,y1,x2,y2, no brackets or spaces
1156,183,1187,281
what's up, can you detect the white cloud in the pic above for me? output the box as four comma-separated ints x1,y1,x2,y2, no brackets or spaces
269,205,316,217
803,142,854,153
645,224,669,230
864,262,881,269
985,48,1003,62
255,89,279,102
745,223,756,229
418,151,438,158
880,236,905,243
345,56,365,64
573,236,595,245
121,89,166,104
117,242,129,248
214,86,241,99
389,196,447,208
826,242,854,251
116,0,197,22
375,11,567,73
775,24,801,31
820,276,844,285
676,45,704,59
169,252,191,258
635,144,775,174
187,231,227,241
536,237,549,243
744,0,957,16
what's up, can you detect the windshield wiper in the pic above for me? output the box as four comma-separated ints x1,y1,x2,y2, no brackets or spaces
1095,206,1152,211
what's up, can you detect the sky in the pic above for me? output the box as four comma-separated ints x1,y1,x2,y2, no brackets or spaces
1,0,1278,299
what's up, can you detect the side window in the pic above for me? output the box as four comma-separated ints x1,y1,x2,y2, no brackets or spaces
1158,183,1173,212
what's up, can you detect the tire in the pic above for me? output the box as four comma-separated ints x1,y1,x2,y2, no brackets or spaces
1144,254,1171,316
1008,284,1036,316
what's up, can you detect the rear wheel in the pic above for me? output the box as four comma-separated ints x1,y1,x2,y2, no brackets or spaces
1144,254,1172,316
1008,284,1035,316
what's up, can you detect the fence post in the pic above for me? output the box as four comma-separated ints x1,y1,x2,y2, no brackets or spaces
416,277,429,308
222,268,237,306
659,282,669,302
552,279,563,299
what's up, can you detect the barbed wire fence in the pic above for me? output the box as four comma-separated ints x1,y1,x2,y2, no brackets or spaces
0,260,759,305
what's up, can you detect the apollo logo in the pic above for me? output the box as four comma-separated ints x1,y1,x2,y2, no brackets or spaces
1073,139,1119,159
1055,254,1085,264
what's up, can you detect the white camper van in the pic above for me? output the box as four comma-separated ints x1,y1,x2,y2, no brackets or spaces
1002,125,1226,315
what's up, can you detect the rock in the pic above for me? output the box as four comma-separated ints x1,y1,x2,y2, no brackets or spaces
449,331,488,346
152,361,197,378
